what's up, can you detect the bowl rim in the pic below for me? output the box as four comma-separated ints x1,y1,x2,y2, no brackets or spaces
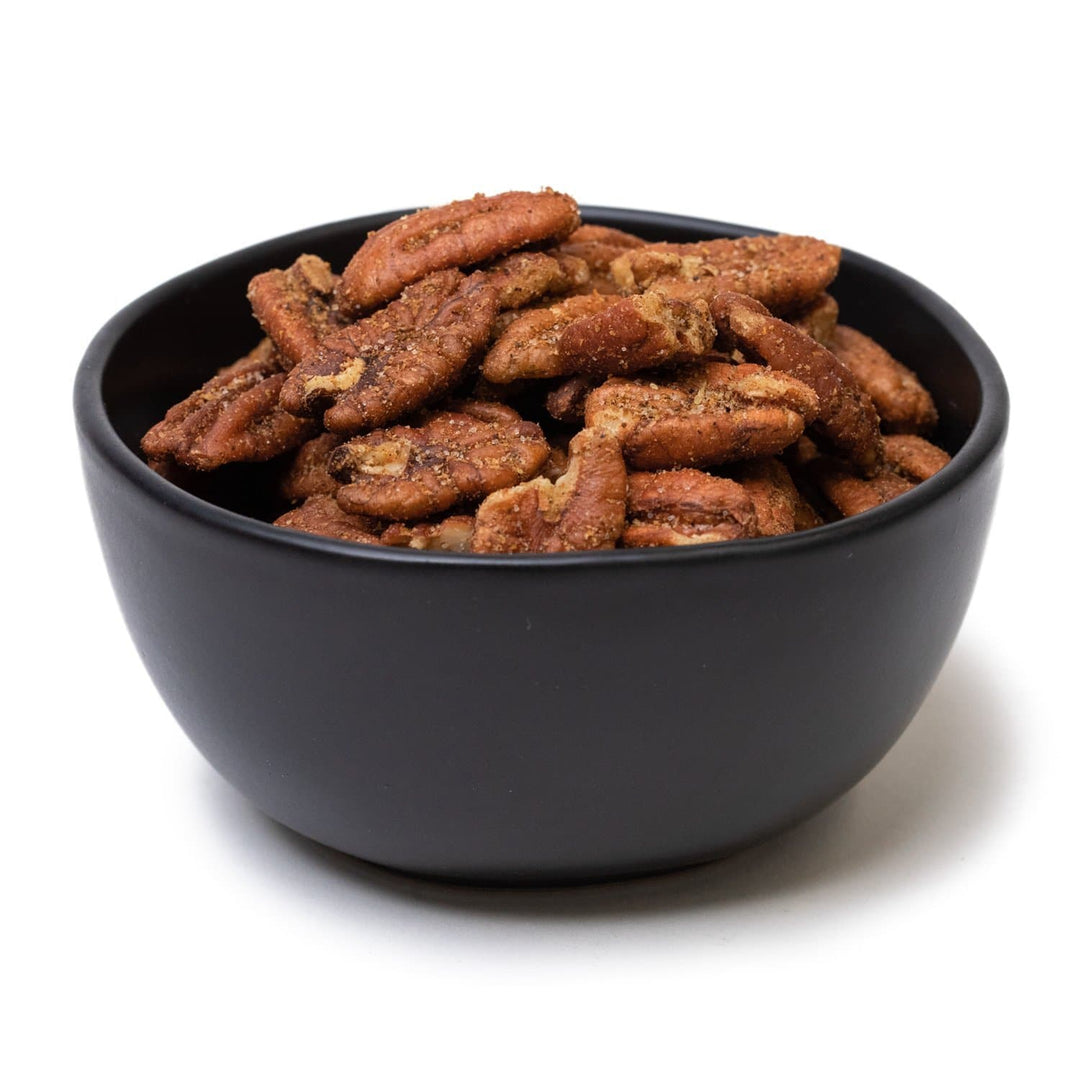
74,205,1009,570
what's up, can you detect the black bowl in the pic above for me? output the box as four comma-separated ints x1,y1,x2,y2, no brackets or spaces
74,208,1008,884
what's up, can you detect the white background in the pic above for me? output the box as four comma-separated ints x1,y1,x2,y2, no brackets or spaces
4,3,1076,1076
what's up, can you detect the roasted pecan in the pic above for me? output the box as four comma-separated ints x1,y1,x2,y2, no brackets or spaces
283,252,582,433
247,255,340,371
727,458,813,535
381,515,475,552
273,494,383,544
546,375,599,424
338,189,581,314
623,469,758,547
482,293,621,383
556,224,647,294
710,292,884,475
279,432,344,503
471,428,626,553
882,434,951,482
585,361,819,470
329,402,549,520
788,293,839,346
830,325,938,435
610,234,841,314
141,339,316,470
557,292,716,376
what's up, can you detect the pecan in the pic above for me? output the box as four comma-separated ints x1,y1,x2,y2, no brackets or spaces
585,361,819,470
710,292,884,475
279,432,344,503
482,293,621,383
471,428,627,553
557,292,716,376
338,189,581,314
283,252,582,433
727,458,812,535
141,339,316,470
329,402,549,520
830,325,938,435
882,434,951,482
556,224,647,295
381,515,475,552
610,234,841,314
623,469,758,547
546,375,599,424
247,255,340,371
788,293,839,346
273,494,383,544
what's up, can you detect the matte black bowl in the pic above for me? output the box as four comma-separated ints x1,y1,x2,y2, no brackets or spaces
75,208,1008,884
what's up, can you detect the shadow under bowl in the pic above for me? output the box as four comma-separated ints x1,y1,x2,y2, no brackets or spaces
74,207,1008,884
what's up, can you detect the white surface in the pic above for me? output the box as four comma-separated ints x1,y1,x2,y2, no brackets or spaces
4,3,1076,1077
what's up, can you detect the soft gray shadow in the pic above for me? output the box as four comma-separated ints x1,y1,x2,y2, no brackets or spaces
201,644,1018,924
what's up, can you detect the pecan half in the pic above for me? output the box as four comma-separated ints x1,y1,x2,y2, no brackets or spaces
546,375,600,424
141,339,316,470
623,469,758,547
284,252,582,432
710,292,884,475
830,325,938,435
247,255,341,371
471,428,627,553
610,234,841,314
585,361,819,470
338,189,581,314
380,515,475,552
329,402,549,520
882,434,951,482
727,458,813,535
788,293,839,346
273,494,383,544
556,224,647,295
279,432,344,503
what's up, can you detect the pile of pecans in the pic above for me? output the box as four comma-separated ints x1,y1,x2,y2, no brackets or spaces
142,190,952,554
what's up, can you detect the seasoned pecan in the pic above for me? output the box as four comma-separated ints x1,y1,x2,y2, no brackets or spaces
808,460,916,517
141,339,316,470
788,293,839,346
482,293,621,383
556,224,647,295
727,458,811,535
830,325,938,435
247,255,340,370
623,470,758,547
329,402,549,520
585,361,819,470
610,234,841,314
710,292,884,475
338,189,581,314
381,515,475,552
557,292,716,376
546,375,600,424
273,494,383,544
882,434,951,482
283,252,582,432
471,428,627,553
279,432,344,503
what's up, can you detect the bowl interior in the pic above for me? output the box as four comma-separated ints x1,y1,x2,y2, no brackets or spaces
97,208,988,526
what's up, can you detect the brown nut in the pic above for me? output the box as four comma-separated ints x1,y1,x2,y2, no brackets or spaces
882,433,951,482
710,292,884,475
546,375,600,424
556,224,647,295
273,494,383,544
246,254,340,371
610,234,841,314
329,402,549,520
585,361,820,470
808,460,916,517
788,293,839,346
141,339,316,470
380,515,475,552
727,458,823,535
279,432,344,503
557,292,716,376
338,189,581,314
283,252,583,433
623,469,758,547
471,428,627,553
482,293,621,383
830,325,938,435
